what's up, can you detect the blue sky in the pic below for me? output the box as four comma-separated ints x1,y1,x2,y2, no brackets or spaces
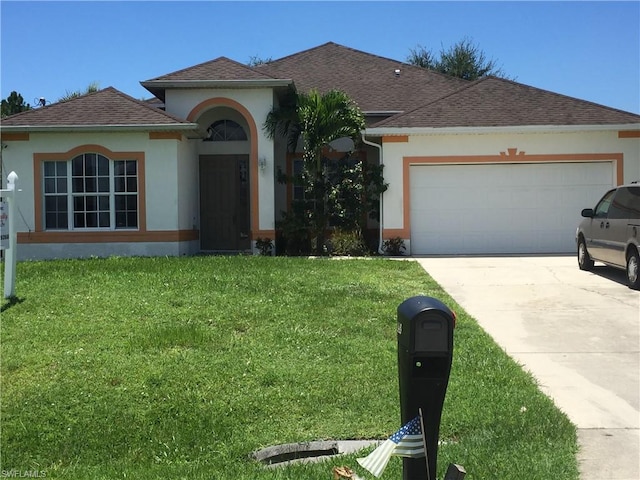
1,1,639,114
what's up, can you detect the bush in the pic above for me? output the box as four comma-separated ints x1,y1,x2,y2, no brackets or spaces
277,211,312,256
383,237,406,256
329,229,368,256
255,237,273,256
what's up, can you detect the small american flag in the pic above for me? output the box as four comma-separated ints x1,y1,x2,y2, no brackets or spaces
357,416,425,477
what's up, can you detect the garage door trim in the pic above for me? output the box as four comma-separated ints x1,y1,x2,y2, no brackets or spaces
383,148,623,242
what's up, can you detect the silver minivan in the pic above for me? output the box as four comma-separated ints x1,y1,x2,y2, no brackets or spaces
576,183,640,289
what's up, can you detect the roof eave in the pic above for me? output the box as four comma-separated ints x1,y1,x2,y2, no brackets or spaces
141,79,293,102
0,123,199,133
366,123,640,136
141,79,293,90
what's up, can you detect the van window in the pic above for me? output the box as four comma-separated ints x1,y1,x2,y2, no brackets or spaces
594,189,616,218
609,186,640,219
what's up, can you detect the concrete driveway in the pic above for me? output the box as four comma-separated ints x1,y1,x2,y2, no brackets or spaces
414,255,639,480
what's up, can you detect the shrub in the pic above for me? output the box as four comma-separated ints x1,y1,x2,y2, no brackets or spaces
383,237,406,256
255,237,274,256
329,229,368,256
277,211,312,256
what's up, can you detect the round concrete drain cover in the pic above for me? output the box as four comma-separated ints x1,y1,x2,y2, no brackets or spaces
251,440,380,467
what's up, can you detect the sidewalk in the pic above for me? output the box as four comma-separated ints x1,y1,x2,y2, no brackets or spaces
414,256,640,480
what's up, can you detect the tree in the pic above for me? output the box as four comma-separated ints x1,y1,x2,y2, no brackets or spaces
326,153,387,231
406,46,438,70
247,55,272,66
408,37,508,80
1,91,30,117
58,81,100,102
265,88,379,255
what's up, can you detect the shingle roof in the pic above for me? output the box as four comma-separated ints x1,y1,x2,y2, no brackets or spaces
374,76,640,128
141,56,288,101
144,56,277,82
255,42,469,113
5,44,637,132
1,87,195,129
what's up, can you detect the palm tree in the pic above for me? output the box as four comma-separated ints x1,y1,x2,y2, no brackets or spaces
264,88,366,255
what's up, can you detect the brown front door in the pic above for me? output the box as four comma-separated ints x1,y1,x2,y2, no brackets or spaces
199,155,250,251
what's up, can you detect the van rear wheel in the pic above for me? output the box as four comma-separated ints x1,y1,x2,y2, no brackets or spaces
578,238,594,271
627,250,640,290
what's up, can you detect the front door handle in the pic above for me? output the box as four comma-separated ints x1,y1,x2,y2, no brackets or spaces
600,221,610,229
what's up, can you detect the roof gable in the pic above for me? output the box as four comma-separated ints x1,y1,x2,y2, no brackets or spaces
1,87,194,129
141,56,287,101
144,56,277,82
374,76,640,128
255,42,469,113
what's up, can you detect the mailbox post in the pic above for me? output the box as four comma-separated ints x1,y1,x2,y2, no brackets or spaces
397,296,455,480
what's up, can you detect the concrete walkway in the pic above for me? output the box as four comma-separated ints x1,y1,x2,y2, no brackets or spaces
414,256,639,480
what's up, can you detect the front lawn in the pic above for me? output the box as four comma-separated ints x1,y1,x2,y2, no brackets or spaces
0,256,578,479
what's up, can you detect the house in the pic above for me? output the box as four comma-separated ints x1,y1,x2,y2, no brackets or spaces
1,42,639,259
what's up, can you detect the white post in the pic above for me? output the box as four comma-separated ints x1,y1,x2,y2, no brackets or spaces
3,171,18,298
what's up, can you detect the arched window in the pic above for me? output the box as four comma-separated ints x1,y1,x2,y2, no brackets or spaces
204,119,247,141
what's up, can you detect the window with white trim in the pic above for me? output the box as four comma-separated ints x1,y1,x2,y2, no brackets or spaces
43,153,138,230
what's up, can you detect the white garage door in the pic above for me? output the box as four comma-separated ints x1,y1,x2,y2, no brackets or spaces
410,162,613,254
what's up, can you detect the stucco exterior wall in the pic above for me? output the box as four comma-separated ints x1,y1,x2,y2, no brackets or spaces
380,129,640,235
2,132,158,230
4,120,636,260
17,241,190,260
144,137,180,231
165,88,276,235
1,131,196,259
177,138,199,232
1,135,37,227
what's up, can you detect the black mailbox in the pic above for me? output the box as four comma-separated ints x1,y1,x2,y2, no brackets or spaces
397,295,455,480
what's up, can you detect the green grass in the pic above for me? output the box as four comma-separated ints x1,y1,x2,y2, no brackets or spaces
0,256,578,479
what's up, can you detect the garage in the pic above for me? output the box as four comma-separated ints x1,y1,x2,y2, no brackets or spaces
409,162,614,255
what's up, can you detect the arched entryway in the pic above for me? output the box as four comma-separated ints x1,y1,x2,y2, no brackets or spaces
187,99,259,252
